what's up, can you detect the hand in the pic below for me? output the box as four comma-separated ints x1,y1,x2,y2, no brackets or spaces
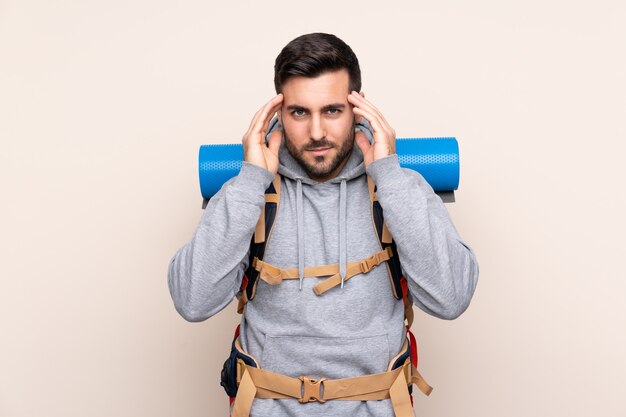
242,94,284,174
347,91,396,167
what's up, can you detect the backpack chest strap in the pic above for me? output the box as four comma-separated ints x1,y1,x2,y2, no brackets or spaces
251,247,393,294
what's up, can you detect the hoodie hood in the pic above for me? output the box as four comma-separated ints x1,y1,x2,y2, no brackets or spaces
264,116,375,290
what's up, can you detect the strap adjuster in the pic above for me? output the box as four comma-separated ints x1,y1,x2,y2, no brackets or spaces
256,261,284,285
359,259,369,273
298,376,327,403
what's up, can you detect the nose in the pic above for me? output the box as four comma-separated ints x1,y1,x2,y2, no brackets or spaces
309,114,326,141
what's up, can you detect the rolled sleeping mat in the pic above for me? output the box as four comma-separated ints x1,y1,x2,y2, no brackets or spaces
199,137,460,207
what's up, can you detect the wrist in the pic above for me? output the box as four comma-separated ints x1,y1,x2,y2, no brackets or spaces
366,154,404,189
232,162,275,195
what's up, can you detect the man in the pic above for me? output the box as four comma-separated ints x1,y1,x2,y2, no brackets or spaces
168,33,479,417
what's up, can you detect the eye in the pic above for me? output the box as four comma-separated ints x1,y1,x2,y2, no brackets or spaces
291,109,306,117
326,107,341,115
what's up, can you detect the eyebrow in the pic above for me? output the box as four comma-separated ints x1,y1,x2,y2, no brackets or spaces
286,103,346,112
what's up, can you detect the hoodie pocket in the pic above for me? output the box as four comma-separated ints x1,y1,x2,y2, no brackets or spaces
260,333,390,380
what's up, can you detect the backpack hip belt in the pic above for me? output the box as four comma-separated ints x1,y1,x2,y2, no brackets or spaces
229,336,432,417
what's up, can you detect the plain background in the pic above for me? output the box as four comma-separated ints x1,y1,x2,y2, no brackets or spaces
1,1,625,416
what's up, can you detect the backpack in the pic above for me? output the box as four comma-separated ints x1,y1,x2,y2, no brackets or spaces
221,174,430,411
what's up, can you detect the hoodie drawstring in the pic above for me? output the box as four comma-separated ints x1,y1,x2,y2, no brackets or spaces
339,179,347,288
296,179,305,290
294,177,348,291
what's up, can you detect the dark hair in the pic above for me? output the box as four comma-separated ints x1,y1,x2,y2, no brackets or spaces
274,33,361,93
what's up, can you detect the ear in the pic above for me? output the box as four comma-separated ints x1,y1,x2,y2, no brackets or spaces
277,109,282,125
359,91,365,98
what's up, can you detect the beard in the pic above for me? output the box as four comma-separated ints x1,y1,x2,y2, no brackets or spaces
283,127,355,181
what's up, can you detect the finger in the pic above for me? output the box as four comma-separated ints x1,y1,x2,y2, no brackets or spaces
351,91,396,152
260,99,283,139
267,129,282,156
349,94,395,141
256,94,283,132
257,101,283,146
353,105,396,152
352,95,391,131
349,91,382,118
246,94,283,138
348,93,387,130
351,91,384,120
352,106,387,139
246,103,268,135
347,91,364,123
354,130,371,155
348,92,392,132
247,106,264,132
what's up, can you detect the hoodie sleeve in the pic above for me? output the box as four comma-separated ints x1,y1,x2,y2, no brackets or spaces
167,162,275,322
366,154,479,320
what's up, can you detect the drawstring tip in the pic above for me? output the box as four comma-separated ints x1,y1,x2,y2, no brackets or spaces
299,277,303,291
340,276,345,289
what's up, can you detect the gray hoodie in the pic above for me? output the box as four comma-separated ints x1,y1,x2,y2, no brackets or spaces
168,118,479,417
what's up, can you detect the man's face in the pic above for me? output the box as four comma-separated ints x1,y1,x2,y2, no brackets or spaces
278,69,356,181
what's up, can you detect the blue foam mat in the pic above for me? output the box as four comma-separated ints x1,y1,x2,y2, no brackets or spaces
199,137,459,199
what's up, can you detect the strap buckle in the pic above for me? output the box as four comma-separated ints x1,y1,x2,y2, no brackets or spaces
257,262,284,285
298,376,327,403
359,259,369,274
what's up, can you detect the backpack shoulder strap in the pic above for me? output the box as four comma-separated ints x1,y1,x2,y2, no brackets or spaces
237,174,281,313
368,177,406,301
368,176,415,328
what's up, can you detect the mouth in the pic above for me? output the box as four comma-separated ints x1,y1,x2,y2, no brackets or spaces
307,147,332,157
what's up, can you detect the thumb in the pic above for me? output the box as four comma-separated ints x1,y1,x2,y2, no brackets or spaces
267,129,282,156
354,130,371,155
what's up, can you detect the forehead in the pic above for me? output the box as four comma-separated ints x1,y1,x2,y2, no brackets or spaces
281,69,351,108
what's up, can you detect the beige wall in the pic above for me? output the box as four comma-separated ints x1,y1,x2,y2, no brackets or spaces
1,1,625,416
